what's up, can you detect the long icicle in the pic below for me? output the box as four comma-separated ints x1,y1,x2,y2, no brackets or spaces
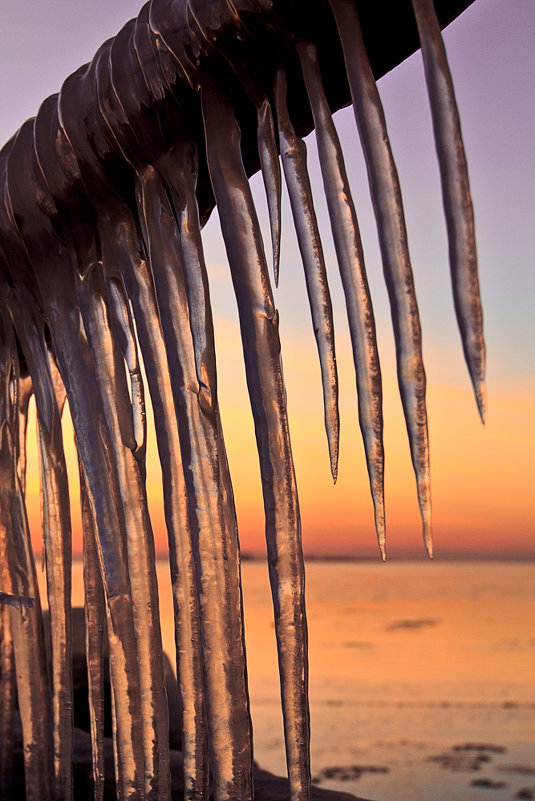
100,218,209,801
158,143,218,409
98,46,249,790
5,119,146,799
35,78,205,800
43,278,146,801
296,39,385,557
80,458,107,801
152,138,238,801
125,39,250,767
10,297,73,801
158,141,244,565
0,578,16,801
201,82,310,801
136,163,253,801
107,279,146,469
329,0,432,556
0,308,54,801
20,282,145,801
411,0,486,422
175,0,283,284
273,68,340,483
0,305,18,801
15,373,33,494
76,262,170,801
257,97,283,285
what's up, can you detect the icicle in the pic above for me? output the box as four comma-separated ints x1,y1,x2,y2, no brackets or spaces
296,39,385,557
160,141,218,403
0,308,55,801
201,82,310,801
16,373,33,494
150,0,282,282
151,139,248,801
131,131,219,801
80,459,106,801
47,296,145,801
0,5,492,800
100,216,209,801
257,97,282,285
136,162,253,801
34,68,177,797
35,71,206,801
329,0,432,556
0,606,15,801
76,262,170,801
107,278,147,467
273,67,340,483
9,296,74,801
47,348,67,415
36,409,73,801
4,118,146,797
101,28,228,794
411,0,486,422
203,12,283,282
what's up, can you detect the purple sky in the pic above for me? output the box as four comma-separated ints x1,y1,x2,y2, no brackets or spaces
1,0,533,556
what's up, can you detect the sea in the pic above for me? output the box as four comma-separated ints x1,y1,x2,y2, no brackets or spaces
39,558,535,801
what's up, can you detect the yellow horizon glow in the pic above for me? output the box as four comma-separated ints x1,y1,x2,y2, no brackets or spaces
23,314,534,560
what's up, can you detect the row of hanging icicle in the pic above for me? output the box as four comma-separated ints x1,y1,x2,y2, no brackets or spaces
0,0,485,799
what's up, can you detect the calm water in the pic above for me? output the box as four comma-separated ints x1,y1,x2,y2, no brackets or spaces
237,560,535,801
43,559,535,801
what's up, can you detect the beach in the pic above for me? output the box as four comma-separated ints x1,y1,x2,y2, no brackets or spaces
38,558,534,801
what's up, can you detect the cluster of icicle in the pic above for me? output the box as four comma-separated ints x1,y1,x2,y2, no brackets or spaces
0,0,485,799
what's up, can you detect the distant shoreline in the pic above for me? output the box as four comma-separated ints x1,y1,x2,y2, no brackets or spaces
155,552,535,563
241,553,535,562
66,552,535,563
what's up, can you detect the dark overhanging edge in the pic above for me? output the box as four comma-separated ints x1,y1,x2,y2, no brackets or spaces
196,0,477,224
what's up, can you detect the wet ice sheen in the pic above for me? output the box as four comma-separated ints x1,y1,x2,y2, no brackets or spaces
0,1,485,799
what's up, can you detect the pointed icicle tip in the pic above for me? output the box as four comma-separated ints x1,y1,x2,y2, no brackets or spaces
424,525,434,560
374,508,386,561
330,442,338,484
475,381,487,426
379,540,386,562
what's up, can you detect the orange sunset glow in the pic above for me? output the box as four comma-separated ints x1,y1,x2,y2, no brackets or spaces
23,312,534,560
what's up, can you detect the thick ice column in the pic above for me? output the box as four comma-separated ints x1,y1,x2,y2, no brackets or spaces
0,310,54,801
100,218,209,801
137,163,253,801
36,76,205,799
201,83,310,801
80,459,106,801
0,595,15,800
11,261,146,801
115,44,249,783
15,374,33,495
75,263,170,801
78,49,248,794
36,296,146,800
8,293,74,801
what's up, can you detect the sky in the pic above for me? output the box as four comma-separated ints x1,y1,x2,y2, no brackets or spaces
1,0,533,559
